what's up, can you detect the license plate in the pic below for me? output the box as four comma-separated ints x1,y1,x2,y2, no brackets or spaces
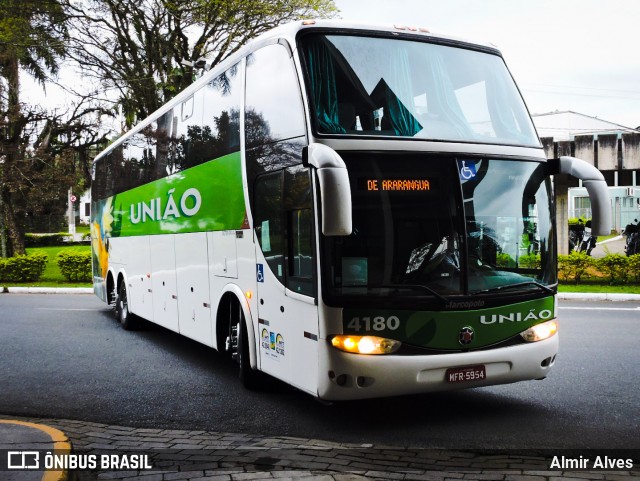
446,365,486,383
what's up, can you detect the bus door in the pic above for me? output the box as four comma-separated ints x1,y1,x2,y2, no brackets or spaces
253,167,319,394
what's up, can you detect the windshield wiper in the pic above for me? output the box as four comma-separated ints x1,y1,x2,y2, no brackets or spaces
366,284,450,304
476,281,554,296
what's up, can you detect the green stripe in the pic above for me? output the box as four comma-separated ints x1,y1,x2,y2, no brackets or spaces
92,151,246,238
343,296,555,350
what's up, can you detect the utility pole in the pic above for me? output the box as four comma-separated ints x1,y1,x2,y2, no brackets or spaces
68,187,76,239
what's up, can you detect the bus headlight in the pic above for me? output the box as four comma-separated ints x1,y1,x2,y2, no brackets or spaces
520,320,558,342
330,335,401,355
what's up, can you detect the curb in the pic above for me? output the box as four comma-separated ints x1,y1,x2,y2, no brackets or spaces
5,287,640,301
2,287,93,294
4,415,639,481
598,235,624,244
556,292,640,301
0,419,72,481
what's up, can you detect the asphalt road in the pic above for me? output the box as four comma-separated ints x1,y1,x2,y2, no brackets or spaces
1,293,638,451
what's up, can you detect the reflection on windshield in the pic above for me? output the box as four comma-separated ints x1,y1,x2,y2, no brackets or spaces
325,155,464,298
300,34,539,147
323,155,556,305
461,158,556,293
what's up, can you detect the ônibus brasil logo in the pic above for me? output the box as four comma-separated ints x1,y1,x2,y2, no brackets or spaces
130,188,202,224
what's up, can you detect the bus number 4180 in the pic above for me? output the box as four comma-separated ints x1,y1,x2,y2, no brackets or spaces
347,316,400,332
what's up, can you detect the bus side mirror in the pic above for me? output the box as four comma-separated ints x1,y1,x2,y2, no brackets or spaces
550,156,612,236
303,143,353,236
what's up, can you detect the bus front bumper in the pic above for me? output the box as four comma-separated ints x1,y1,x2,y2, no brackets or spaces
316,334,559,401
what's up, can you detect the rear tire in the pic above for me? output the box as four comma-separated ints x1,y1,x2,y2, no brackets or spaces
116,282,138,330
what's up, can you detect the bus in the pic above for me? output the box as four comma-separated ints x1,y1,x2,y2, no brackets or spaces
91,20,611,400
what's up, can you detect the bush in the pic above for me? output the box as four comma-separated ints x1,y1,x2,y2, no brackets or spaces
25,233,91,247
25,233,67,247
496,253,515,268
627,254,640,283
519,253,541,269
558,251,594,284
596,254,629,285
56,249,92,282
568,217,590,225
0,253,48,282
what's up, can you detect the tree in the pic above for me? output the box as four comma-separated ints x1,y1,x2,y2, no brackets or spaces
0,0,68,255
0,0,109,256
64,0,337,126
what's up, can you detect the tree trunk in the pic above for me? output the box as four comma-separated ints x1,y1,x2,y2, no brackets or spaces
1,55,27,256
1,191,23,255
0,185,8,258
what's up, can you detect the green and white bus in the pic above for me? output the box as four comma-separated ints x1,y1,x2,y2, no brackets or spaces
91,20,610,400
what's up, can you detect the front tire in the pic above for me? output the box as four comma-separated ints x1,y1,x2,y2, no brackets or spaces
236,307,261,390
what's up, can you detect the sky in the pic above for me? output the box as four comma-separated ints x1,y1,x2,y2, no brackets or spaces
22,0,640,130
333,0,640,128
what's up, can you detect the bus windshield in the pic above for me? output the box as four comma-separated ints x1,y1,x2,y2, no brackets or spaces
322,155,556,304
300,33,539,147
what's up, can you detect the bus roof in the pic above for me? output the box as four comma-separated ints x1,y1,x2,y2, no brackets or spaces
94,20,502,163
256,19,500,53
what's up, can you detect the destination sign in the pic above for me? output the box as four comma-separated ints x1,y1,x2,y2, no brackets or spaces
358,178,434,192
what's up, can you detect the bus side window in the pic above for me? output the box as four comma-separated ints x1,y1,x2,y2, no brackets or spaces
288,208,314,296
284,166,315,297
202,63,242,159
171,88,205,172
254,171,285,283
245,43,306,149
117,132,151,194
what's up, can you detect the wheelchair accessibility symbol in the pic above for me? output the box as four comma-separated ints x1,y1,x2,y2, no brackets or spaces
257,264,264,283
458,160,477,181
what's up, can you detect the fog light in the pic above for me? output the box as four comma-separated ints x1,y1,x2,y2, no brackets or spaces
520,320,558,342
330,335,401,355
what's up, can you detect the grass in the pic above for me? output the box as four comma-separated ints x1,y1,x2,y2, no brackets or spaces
597,232,622,242
0,245,93,288
558,282,640,294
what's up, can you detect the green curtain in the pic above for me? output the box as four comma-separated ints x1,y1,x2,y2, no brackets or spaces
304,38,345,134
385,47,422,136
425,50,472,138
486,69,529,142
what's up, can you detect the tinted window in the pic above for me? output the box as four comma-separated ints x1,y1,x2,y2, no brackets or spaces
170,89,205,172
245,43,306,148
202,63,241,159
114,131,156,194
299,34,538,147
254,171,285,283
285,165,314,296
154,110,174,178
253,166,316,297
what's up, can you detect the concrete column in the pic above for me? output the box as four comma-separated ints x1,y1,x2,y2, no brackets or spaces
597,134,618,170
574,135,595,166
555,174,569,256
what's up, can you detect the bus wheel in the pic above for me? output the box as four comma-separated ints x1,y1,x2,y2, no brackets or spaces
116,282,138,330
236,311,261,390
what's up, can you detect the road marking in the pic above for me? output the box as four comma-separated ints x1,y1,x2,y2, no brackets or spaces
0,419,71,481
34,308,95,311
558,306,640,311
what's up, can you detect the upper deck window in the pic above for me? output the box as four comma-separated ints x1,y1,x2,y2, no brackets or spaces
299,33,539,147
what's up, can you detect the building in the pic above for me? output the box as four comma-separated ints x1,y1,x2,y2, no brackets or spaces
533,110,638,141
533,111,640,241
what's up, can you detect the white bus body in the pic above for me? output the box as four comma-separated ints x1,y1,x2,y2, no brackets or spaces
91,21,609,400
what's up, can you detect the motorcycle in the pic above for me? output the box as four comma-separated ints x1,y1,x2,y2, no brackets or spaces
568,222,584,253
577,220,597,256
624,219,639,256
